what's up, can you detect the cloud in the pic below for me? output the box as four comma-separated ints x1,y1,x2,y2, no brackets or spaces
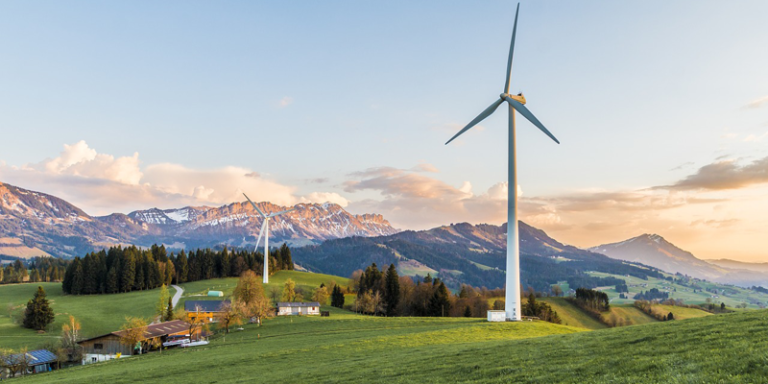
744,132,768,142
279,96,294,107
30,140,143,185
300,192,349,207
410,163,439,173
343,166,514,229
669,162,694,171
690,219,739,228
0,141,346,216
745,96,768,109
661,156,768,191
305,177,329,184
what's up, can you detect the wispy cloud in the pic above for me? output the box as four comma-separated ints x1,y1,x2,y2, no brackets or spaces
745,96,768,109
279,96,294,108
659,156,768,191
344,166,508,229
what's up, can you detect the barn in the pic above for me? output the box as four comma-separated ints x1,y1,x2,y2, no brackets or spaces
277,302,321,316
77,320,189,364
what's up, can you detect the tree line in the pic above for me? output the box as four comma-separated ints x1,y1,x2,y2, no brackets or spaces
1,257,69,285
349,263,562,323
62,243,294,295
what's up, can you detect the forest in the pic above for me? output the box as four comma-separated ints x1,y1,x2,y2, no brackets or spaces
61,243,294,295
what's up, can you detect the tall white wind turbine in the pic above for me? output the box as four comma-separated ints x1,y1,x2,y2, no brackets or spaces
445,3,559,321
243,193,296,284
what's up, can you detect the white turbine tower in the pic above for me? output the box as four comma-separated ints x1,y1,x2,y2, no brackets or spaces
445,3,559,321
243,193,295,284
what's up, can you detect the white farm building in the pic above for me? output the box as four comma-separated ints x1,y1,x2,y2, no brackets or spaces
277,302,321,316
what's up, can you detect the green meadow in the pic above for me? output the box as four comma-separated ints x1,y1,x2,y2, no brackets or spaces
0,271,349,350
2,269,764,383
13,304,768,383
0,282,162,350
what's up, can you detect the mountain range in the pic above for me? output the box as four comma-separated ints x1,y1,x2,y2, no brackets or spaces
590,234,768,287
0,181,397,259
2,180,766,289
292,222,663,290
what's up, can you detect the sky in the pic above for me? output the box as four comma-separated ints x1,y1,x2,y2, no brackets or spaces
1,1,767,262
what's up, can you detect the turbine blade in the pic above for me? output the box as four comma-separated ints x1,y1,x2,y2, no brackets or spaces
268,207,296,218
445,99,504,145
504,97,560,144
504,3,521,94
243,193,267,217
254,220,267,250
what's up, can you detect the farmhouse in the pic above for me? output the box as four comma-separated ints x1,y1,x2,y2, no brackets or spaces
185,300,229,323
277,302,321,316
0,349,57,378
78,320,189,364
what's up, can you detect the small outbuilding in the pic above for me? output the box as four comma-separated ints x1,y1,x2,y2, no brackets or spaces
277,302,321,316
1,349,57,378
185,300,230,323
208,290,224,297
487,310,506,322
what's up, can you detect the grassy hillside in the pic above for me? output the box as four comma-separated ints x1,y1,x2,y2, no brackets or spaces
656,304,712,321
586,271,767,308
0,270,350,350
0,283,161,350
16,307,768,383
539,297,607,330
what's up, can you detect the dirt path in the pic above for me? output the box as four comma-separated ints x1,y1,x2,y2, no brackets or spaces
171,284,184,308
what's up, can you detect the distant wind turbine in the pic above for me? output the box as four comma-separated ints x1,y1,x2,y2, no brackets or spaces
445,3,559,321
243,193,295,284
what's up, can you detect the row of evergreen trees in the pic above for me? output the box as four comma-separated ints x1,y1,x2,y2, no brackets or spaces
353,263,452,317
1,258,69,285
62,243,294,295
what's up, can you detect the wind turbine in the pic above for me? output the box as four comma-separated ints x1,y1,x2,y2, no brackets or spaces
243,193,296,284
445,3,559,321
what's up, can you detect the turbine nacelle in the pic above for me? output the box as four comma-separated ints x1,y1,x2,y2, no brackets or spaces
501,92,526,105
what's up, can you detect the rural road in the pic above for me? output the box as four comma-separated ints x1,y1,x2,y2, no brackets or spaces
171,284,184,309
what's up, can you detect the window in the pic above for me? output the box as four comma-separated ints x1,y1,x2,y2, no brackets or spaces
92,357,97,363
94,343,103,350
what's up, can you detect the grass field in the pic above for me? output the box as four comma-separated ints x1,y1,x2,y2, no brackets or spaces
587,271,767,308
0,283,163,350
539,297,607,330
13,305,768,383
0,270,350,351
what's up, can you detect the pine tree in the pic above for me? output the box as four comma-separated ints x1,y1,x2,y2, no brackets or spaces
166,297,174,321
428,282,451,317
280,243,293,270
23,286,55,331
384,264,400,316
464,306,472,317
121,253,135,293
176,250,188,283
106,267,119,294
71,261,85,295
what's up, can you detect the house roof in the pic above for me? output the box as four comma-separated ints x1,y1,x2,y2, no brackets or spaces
184,300,229,313
1,349,57,366
78,320,189,344
277,302,321,307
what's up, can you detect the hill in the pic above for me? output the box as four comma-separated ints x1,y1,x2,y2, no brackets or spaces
584,271,768,308
590,234,768,287
0,270,348,350
15,305,768,383
293,221,664,290
0,181,397,259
